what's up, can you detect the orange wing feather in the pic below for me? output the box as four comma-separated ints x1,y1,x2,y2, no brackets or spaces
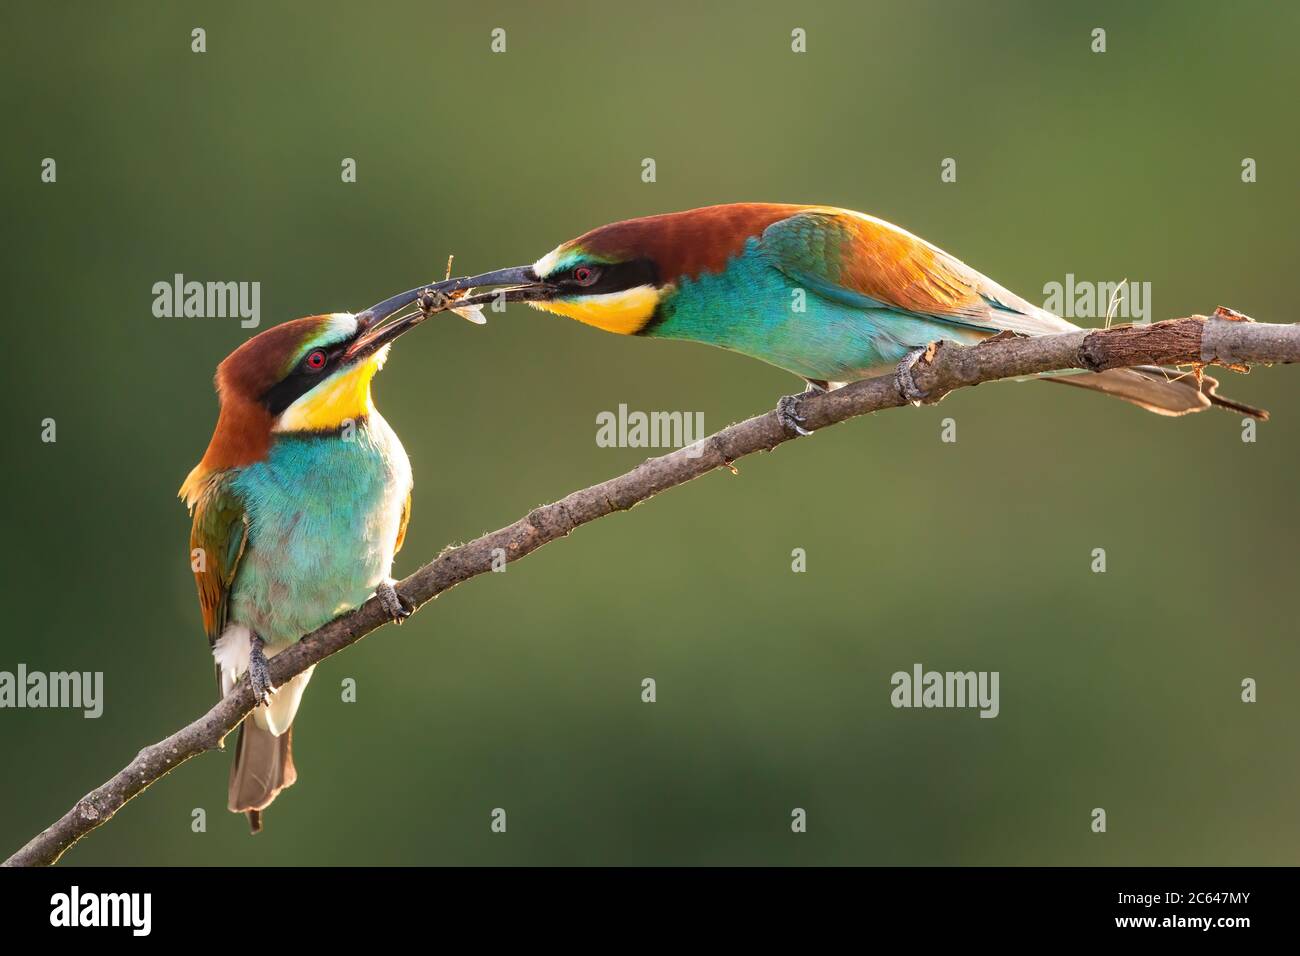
833,212,991,317
763,207,1072,335
394,491,411,555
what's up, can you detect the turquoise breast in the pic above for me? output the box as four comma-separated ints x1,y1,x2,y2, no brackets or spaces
227,413,411,646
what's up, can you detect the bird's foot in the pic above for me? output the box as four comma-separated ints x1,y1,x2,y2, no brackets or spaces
776,382,826,436
895,346,932,405
376,580,413,624
247,634,276,707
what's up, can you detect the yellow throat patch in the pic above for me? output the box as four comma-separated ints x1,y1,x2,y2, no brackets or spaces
529,285,660,335
275,350,385,432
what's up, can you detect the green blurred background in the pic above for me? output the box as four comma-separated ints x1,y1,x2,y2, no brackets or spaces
2,0,1297,865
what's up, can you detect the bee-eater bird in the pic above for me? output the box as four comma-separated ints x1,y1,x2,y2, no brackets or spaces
179,299,426,831
375,203,1262,425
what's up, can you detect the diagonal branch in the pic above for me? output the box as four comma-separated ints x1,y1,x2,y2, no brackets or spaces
5,308,1296,866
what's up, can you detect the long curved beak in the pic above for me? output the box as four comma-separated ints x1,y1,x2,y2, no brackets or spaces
347,265,553,360
356,266,548,324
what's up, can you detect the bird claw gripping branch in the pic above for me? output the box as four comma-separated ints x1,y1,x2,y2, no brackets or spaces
895,346,932,405
375,580,412,624
776,387,822,436
247,634,276,707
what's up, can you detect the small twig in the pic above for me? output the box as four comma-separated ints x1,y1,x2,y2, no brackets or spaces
4,309,1296,867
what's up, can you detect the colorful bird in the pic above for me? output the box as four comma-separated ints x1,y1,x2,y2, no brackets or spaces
179,298,427,831
378,203,1263,426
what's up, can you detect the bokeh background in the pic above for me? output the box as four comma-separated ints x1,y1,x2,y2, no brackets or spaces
2,0,1297,866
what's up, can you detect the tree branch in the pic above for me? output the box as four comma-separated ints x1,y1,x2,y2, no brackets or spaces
5,308,1296,866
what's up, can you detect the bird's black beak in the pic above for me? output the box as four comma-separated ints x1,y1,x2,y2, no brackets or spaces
346,266,553,360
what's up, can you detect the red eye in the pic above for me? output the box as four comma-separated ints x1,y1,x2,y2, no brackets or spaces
304,349,328,371
573,266,598,285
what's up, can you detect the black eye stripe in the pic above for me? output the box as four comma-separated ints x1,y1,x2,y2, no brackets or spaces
562,258,658,295
262,343,349,415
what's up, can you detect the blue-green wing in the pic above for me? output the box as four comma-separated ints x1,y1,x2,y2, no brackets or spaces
187,472,249,646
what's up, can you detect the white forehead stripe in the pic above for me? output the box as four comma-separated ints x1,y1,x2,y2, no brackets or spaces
320,312,359,344
532,246,564,279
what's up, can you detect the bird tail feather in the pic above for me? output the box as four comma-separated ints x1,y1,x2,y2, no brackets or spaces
229,721,297,833
1039,366,1268,420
